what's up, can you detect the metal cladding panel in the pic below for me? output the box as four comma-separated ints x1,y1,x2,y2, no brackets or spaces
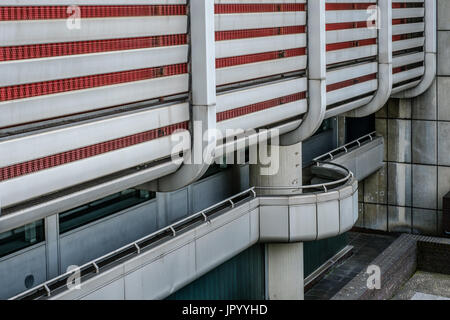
123,241,197,300
317,200,340,239
289,204,317,242
339,194,354,233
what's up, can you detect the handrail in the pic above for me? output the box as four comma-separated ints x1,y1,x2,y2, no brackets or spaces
313,132,377,163
255,162,353,195
10,187,257,300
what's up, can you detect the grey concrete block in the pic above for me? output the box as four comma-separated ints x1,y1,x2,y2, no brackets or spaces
412,79,437,120
363,163,387,204
388,206,412,233
437,77,450,121
388,99,412,119
438,32,450,76
412,120,437,165
375,119,388,161
375,103,388,119
388,163,412,207
364,204,388,231
356,202,364,228
413,209,437,236
438,122,450,166
412,165,438,210
387,119,411,163
438,166,450,210
438,0,450,30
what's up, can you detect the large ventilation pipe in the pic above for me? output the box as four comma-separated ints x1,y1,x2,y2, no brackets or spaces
280,0,327,146
392,0,436,99
347,0,393,117
149,0,217,192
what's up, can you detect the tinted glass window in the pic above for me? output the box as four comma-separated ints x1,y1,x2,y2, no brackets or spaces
59,189,155,234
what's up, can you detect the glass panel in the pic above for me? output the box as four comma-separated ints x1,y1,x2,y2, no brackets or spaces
0,220,45,259
59,189,155,234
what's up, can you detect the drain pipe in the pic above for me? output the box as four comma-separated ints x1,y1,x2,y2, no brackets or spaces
150,0,217,192
392,0,436,99
346,0,393,117
280,0,327,146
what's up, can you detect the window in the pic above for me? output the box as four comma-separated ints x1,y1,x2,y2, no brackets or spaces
59,189,155,234
0,220,45,259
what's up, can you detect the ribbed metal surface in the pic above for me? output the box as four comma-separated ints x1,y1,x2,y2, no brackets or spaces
303,234,348,278
167,244,265,300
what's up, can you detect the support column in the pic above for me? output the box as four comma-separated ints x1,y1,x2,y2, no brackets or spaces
250,142,302,195
251,141,304,300
45,214,60,279
267,243,304,300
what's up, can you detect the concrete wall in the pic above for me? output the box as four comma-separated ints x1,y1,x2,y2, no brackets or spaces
358,0,450,236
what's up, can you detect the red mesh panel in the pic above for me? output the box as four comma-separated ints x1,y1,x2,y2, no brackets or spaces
326,21,373,31
326,3,376,11
216,48,306,69
0,63,187,102
326,73,377,92
215,26,305,41
215,4,305,14
0,35,187,62
326,38,377,52
0,121,189,181
217,92,306,122
0,5,186,20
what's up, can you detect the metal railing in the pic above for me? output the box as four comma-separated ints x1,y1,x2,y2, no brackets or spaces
255,161,354,194
10,187,257,300
313,131,377,163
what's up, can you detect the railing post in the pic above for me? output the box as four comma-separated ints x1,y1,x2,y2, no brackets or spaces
152,0,217,192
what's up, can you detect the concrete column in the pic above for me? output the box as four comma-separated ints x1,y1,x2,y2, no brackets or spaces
267,243,304,300
45,214,60,279
250,142,302,195
251,141,304,299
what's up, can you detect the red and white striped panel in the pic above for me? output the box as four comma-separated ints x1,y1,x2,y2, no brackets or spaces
0,102,190,208
0,1,189,128
325,0,379,111
214,1,307,134
392,0,425,92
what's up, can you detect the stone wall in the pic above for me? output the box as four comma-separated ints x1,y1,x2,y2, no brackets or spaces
356,0,450,236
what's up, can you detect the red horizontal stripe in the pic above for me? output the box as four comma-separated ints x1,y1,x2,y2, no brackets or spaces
216,48,306,69
392,3,423,9
0,5,186,21
0,63,187,102
326,3,376,11
327,73,377,92
217,92,306,122
215,4,305,14
326,38,377,52
0,35,187,62
326,21,372,31
215,26,305,41
0,122,189,182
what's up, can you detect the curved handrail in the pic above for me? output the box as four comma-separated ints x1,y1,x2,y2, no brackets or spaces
255,161,354,194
